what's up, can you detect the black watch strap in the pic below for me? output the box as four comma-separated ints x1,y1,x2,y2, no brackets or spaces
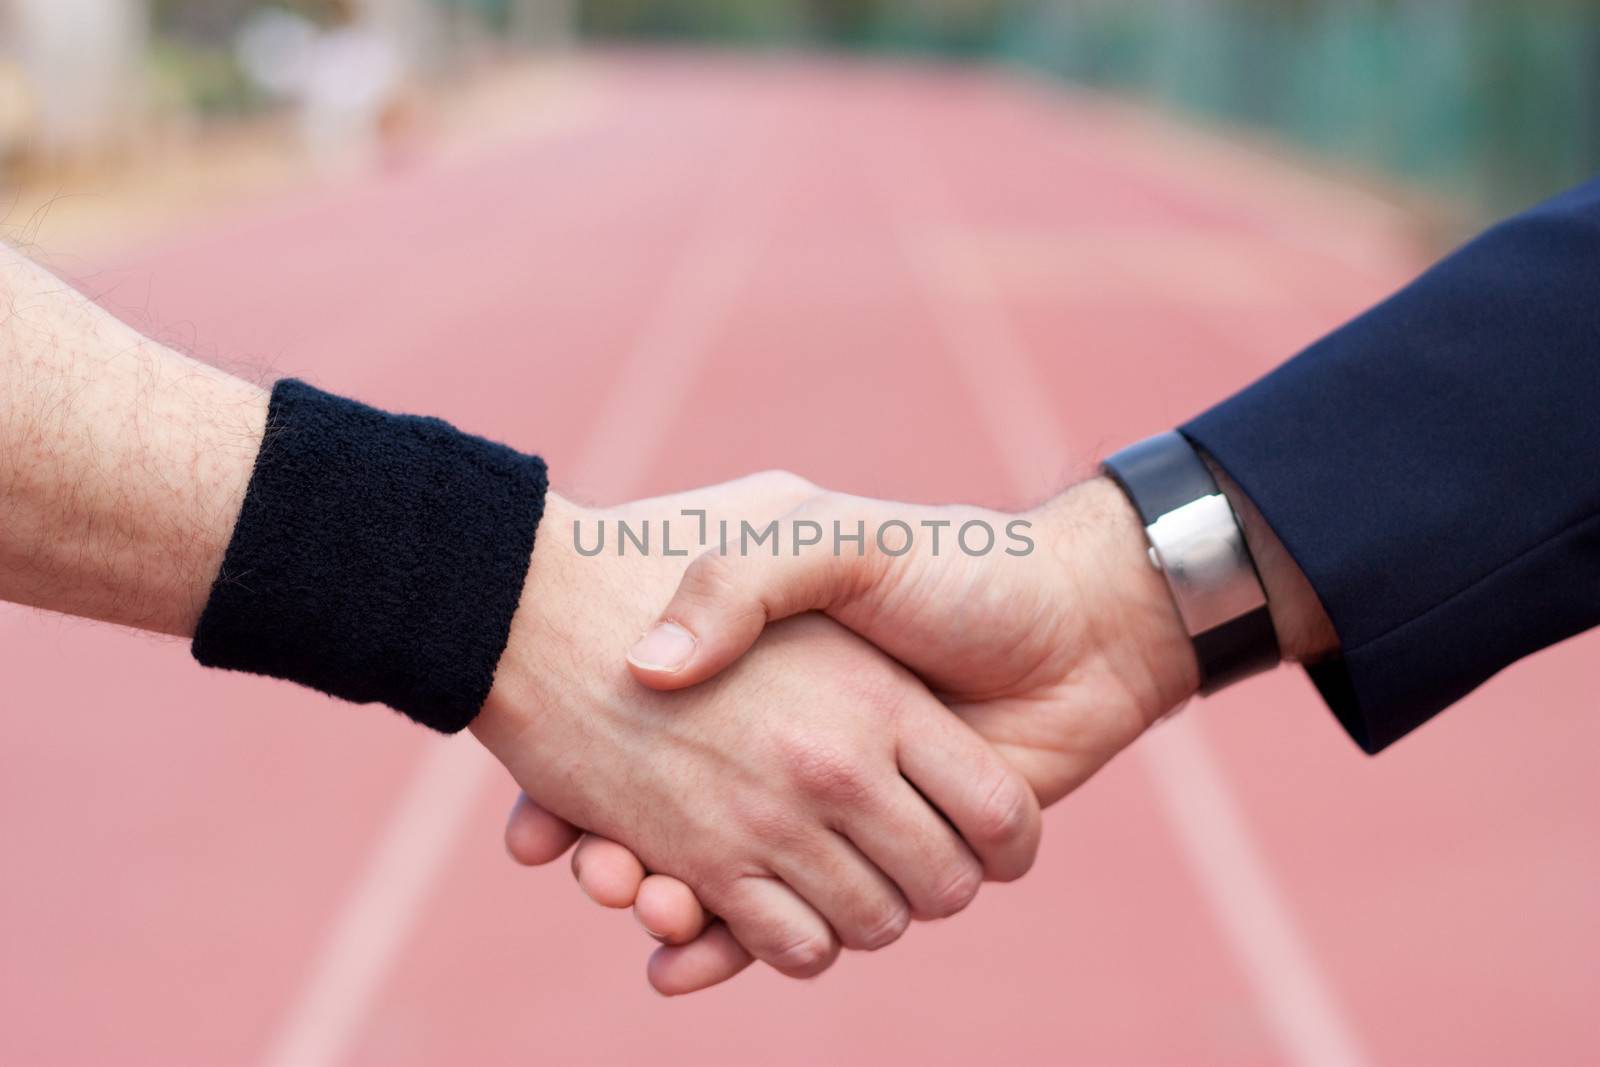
1103,432,1280,694
1190,607,1280,693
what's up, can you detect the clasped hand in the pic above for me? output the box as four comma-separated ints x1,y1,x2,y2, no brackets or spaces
471,471,1199,994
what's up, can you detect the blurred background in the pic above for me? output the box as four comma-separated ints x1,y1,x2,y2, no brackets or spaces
3,3,1597,1066
5,0,1600,234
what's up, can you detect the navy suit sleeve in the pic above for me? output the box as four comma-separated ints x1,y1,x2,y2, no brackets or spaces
1180,178,1600,753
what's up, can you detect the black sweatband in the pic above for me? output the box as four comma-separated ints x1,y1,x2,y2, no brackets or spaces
192,379,548,733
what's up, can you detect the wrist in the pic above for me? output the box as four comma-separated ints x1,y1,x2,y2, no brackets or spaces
174,376,272,634
193,380,547,733
1048,460,1337,727
1041,478,1202,723
474,492,588,754
1198,456,1338,665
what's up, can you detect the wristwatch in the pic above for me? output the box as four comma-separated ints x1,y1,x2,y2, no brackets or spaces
1102,432,1280,693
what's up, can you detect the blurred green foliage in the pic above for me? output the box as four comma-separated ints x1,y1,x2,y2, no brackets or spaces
147,0,342,115
577,0,1600,216
147,39,263,117
993,1,1600,216
144,0,1600,216
152,0,351,39
574,0,1012,50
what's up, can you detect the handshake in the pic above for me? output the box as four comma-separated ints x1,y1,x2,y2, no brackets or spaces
470,469,1325,995
8,182,1592,1009
0,244,1321,1003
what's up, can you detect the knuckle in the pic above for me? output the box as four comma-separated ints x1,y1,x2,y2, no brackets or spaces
976,771,1037,857
923,861,983,919
756,469,819,502
772,931,836,977
852,901,911,951
682,549,741,603
678,551,770,635
778,734,875,806
792,487,838,517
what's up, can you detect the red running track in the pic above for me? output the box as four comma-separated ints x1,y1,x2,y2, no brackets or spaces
2,53,1596,1066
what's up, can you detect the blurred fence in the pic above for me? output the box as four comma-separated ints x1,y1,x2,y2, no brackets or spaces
582,0,1600,219
994,2,1600,219
2,1,1596,218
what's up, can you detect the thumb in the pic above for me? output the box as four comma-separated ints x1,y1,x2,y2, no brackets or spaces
627,522,879,690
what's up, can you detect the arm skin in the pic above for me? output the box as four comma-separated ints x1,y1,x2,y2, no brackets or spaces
504,472,1336,995
0,245,269,636
0,244,1043,981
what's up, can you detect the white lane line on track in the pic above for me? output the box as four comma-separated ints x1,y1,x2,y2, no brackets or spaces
1141,725,1369,1067
260,736,495,1067
260,128,775,1067
863,117,1370,1067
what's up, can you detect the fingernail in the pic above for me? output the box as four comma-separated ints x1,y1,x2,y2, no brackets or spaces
628,621,696,672
635,910,670,942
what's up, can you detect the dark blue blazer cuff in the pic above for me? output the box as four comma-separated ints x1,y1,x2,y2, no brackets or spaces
1180,178,1600,753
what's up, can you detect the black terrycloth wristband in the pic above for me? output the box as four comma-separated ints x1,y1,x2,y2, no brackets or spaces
192,379,548,733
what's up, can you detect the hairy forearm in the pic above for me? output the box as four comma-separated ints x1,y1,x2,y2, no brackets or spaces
0,246,267,636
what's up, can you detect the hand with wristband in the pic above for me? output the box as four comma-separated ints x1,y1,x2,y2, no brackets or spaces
0,245,1041,983
0,239,1335,993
